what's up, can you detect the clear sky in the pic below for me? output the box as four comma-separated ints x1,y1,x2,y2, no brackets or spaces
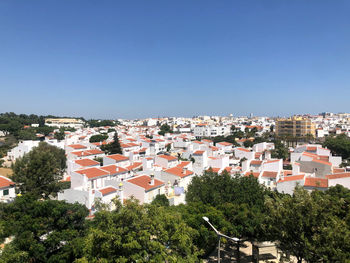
0,1,349,119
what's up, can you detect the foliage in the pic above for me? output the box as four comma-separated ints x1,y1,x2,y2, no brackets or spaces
93,157,103,166
265,186,350,263
0,195,89,263
243,139,254,148
0,135,17,158
0,112,80,140
87,119,115,128
185,170,269,258
323,134,350,160
54,130,65,141
11,142,67,199
101,132,122,155
151,194,170,207
170,202,231,256
158,124,173,136
77,199,201,262
54,127,77,141
89,134,108,143
187,170,266,209
271,139,289,160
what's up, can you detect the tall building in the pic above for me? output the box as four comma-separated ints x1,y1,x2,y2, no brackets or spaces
275,117,315,138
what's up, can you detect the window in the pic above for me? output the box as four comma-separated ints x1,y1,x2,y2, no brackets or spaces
3,189,9,196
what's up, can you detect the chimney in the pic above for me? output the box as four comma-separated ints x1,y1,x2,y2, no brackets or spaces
183,167,188,174
150,174,155,185
119,182,124,204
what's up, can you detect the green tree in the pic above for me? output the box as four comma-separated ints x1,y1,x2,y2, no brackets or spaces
54,130,65,141
323,134,350,160
89,134,108,143
101,132,122,155
11,142,67,198
271,139,289,160
87,119,115,128
77,199,201,262
186,171,269,259
158,124,173,136
151,194,170,207
0,195,89,263
170,202,231,257
265,187,350,263
243,139,254,148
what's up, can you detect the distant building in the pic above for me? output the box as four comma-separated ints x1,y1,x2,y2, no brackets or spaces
45,118,84,128
275,117,315,138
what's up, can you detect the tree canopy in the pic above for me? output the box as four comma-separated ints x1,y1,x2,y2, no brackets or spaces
323,134,350,160
158,124,173,136
101,132,122,155
265,186,350,263
76,199,201,263
0,195,89,263
89,134,108,143
11,142,68,199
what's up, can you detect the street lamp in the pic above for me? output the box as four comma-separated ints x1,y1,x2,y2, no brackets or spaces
202,216,239,263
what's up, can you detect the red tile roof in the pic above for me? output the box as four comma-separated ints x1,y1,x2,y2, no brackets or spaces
126,162,142,171
283,170,293,176
326,172,350,180
76,167,109,179
207,167,220,173
333,168,346,174
306,146,317,151
71,149,104,157
244,172,260,178
107,154,129,162
101,165,128,175
278,174,305,183
68,144,87,150
177,161,191,168
0,176,14,189
265,159,280,164
304,177,328,188
217,141,233,146
127,175,164,191
165,167,194,178
75,158,100,167
98,186,117,196
236,147,250,152
250,160,262,165
262,171,278,178
157,154,177,161
87,149,104,155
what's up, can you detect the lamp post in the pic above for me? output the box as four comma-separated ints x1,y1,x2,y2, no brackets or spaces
202,217,239,263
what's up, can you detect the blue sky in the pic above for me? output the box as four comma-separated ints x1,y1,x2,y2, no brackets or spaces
0,1,349,119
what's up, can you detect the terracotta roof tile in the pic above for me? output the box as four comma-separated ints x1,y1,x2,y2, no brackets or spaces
76,167,109,179
127,175,164,191
304,177,328,188
157,154,177,161
165,167,194,178
326,172,350,180
0,176,14,189
98,186,117,196
75,158,100,167
107,154,129,162
262,171,278,178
